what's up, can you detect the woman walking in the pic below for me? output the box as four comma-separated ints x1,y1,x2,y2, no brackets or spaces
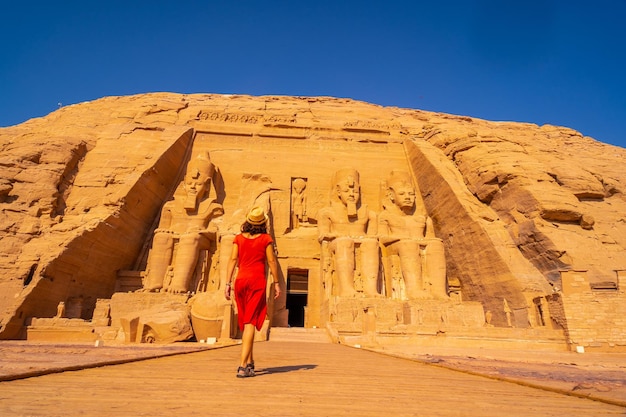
224,207,281,378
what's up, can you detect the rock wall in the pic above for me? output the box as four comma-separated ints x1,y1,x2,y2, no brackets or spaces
558,270,626,350
1,93,625,349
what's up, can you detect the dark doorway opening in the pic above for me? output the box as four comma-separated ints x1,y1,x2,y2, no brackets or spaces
286,269,308,327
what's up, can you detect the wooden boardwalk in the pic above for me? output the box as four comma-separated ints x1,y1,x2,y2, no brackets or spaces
1,340,624,417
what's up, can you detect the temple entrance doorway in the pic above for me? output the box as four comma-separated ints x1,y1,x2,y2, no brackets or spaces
286,269,308,327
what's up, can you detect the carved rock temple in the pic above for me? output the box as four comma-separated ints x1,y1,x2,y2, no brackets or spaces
1,93,625,352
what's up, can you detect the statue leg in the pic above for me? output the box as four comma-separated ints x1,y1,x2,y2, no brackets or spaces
321,241,333,299
395,240,426,299
218,234,235,290
333,237,357,297
168,233,203,293
143,232,174,291
360,238,380,297
422,239,447,298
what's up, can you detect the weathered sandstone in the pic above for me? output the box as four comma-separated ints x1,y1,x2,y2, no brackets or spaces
0,93,624,351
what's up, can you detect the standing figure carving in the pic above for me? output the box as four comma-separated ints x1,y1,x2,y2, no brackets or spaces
142,152,224,293
291,177,308,229
378,170,447,299
318,168,379,297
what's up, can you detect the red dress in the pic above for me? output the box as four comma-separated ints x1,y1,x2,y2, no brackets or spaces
233,233,273,331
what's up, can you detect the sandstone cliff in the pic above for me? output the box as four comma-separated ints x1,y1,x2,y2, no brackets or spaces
0,93,624,342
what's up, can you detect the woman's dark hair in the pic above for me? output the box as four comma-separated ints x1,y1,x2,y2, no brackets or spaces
241,221,267,235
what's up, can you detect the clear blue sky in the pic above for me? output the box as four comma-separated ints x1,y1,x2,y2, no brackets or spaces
2,1,625,148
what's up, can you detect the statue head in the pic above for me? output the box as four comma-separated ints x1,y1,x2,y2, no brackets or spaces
332,168,360,217
386,170,416,214
292,177,306,194
183,152,215,210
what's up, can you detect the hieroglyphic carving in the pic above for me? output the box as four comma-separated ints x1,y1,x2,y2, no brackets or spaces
343,120,399,132
264,114,298,124
197,111,259,124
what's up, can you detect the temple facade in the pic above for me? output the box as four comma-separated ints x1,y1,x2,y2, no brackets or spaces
1,94,624,352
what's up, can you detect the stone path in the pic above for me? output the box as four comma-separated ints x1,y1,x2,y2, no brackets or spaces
1,340,625,416
0,341,212,381
366,344,626,407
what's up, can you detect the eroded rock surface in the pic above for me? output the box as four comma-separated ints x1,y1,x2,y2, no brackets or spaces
0,93,624,350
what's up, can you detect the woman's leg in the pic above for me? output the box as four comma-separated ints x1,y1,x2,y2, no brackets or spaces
239,323,255,368
249,336,254,366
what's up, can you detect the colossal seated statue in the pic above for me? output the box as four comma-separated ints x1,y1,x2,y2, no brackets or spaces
378,170,447,299
318,168,379,297
142,152,223,293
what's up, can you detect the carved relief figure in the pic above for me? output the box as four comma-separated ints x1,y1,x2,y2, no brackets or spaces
378,170,447,299
142,152,223,293
291,177,308,229
504,298,513,327
318,168,379,297
55,301,65,319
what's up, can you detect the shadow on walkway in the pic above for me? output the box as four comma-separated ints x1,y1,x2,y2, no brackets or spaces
254,363,317,376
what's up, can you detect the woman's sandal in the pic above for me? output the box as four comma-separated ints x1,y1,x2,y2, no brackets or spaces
246,362,255,377
236,366,249,378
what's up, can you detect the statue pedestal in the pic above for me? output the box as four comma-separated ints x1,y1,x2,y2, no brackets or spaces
27,318,99,343
328,296,486,344
330,296,405,330
109,292,190,328
402,299,485,328
189,292,232,341
110,292,193,343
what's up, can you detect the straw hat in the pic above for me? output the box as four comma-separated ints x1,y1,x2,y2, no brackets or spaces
246,206,268,225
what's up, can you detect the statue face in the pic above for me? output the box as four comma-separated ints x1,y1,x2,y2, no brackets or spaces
337,178,359,206
185,168,210,196
390,184,415,210
292,179,306,193
183,166,211,210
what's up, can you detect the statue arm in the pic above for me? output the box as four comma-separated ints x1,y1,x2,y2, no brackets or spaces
366,210,378,236
200,224,217,240
155,205,173,231
224,241,239,300
424,216,436,239
317,209,335,242
199,206,223,238
377,213,400,245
